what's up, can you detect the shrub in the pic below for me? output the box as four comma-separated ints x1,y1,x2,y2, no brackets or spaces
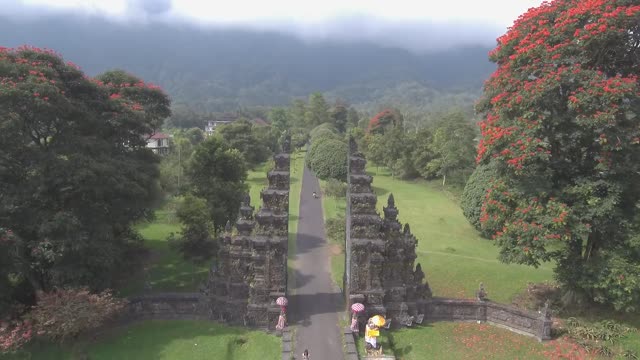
31,288,127,343
460,161,499,237
310,123,338,140
290,128,309,150
324,179,347,199
168,194,216,260
307,138,347,182
326,215,346,245
311,128,339,142
563,316,633,358
0,320,32,353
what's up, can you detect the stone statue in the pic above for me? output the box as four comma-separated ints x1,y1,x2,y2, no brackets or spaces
476,282,488,301
413,263,425,284
383,193,399,221
282,132,291,154
541,299,551,319
242,193,251,206
349,136,358,153
403,223,411,235
224,220,233,233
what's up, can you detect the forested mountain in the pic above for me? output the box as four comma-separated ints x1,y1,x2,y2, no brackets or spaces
1,15,496,112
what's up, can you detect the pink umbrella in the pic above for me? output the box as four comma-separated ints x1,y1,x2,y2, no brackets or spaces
276,296,288,312
351,303,365,313
276,297,288,306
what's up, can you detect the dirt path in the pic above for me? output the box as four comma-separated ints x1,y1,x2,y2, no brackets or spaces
290,165,344,360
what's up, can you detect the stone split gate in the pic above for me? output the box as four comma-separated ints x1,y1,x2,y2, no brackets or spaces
200,136,291,329
344,136,552,341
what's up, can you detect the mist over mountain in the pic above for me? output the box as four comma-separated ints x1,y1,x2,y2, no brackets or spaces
0,14,497,112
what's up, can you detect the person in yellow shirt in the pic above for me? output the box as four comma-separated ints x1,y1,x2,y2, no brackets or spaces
364,320,379,350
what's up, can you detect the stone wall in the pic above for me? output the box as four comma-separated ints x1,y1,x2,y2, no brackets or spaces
126,293,205,321
422,298,552,340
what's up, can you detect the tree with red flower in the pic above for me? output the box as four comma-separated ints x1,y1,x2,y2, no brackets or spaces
367,108,403,135
475,0,640,311
0,47,171,311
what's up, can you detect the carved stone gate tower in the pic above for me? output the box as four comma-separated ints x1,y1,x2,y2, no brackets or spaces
345,137,431,322
203,136,290,329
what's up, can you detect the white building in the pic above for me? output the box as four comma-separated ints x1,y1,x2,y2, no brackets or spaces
205,120,233,137
146,132,170,155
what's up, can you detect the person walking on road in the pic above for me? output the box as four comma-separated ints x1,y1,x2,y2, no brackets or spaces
302,349,309,359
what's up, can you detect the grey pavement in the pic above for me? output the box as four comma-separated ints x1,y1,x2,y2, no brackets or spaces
290,165,344,360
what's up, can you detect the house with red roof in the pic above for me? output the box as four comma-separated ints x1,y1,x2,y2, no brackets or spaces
146,132,170,155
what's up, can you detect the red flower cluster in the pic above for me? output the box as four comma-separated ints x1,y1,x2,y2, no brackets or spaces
1,46,169,119
0,228,15,243
477,0,640,172
0,320,33,352
367,109,399,134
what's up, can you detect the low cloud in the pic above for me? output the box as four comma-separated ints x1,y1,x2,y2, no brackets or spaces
289,15,502,52
127,0,172,16
0,0,503,52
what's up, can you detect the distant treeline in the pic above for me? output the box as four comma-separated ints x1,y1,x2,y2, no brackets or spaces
2,15,494,113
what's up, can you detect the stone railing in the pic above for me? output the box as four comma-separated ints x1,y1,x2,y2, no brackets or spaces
280,328,293,360
126,292,206,321
344,327,359,360
422,298,552,340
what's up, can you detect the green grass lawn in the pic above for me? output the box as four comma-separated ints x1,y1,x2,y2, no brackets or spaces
3,320,280,360
369,166,554,302
248,162,271,208
383,322,595,360
119,163,271,297
118,206,209,296
288,150,305,292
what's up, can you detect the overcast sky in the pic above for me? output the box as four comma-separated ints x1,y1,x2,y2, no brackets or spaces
3,0,546,51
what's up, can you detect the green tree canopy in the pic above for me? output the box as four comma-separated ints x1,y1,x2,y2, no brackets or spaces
347,107,360,129
329,101,348,133
426,112,476,185
268,107,290,133
307,138,348,182
305,92,330,128
216,119,271,167
168,194,216,260
476,0,640,310
365,134,386,169
0,47,170,297
290,127,309,150
185,127,205,145
411,128,435,179
288,99,307,129
187,137,248,232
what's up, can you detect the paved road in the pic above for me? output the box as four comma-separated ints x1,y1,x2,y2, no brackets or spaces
290,165,343,360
